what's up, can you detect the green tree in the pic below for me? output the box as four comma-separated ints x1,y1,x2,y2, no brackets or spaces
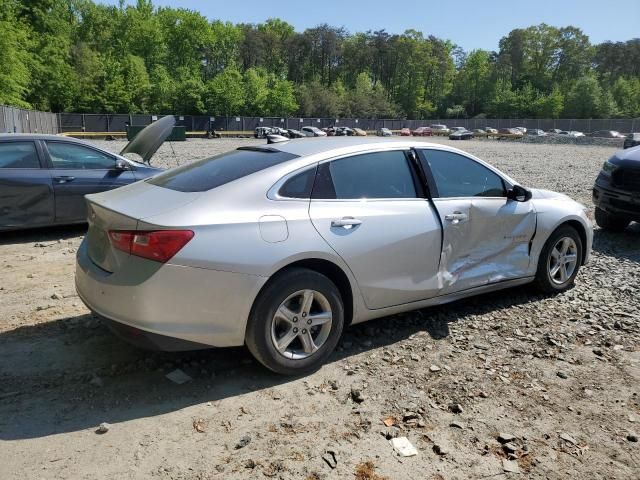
264,78,298,116
204,68,244,116
563,75,603,118
243,68,268,115
0,1,31,108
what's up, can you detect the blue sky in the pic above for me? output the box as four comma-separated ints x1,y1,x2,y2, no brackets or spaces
98,0,639,51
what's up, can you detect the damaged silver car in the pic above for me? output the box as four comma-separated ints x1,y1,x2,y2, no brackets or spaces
76,138,593,375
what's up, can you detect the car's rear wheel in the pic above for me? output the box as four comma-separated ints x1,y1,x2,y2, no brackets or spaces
535,225,583,293
246,268,344,375
594,207,630,232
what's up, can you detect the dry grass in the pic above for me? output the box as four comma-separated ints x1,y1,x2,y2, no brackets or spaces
354,461,388,480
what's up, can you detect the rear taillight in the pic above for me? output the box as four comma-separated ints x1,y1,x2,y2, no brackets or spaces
108,230,194,263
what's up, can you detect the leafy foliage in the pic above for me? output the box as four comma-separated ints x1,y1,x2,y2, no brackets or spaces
1,0,638,118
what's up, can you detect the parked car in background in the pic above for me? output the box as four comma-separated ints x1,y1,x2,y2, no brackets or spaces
430,124,450,135
587,130,626,139
270,127,289,136
547,129,563,134
255,127,273,139
514,127,527,134
593,146,640,231
353,128,367,136
400,128,411,136
335,127,355,136
499,128,523,136
286,129,305,138
473,129,486,135
623,133,640,149
378,128,393,137
76,137,592,375
0,116,172,231
412,126,432,137
483,127,498,134
301,126,327,137
449,126,466,133
449,129,474,140
527,129,547,136
559,131,585,137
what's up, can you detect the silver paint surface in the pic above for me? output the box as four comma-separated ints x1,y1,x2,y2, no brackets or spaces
76,138,593,348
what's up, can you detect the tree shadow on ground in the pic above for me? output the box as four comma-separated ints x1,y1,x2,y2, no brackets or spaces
0,282,546,441
0,224,87,246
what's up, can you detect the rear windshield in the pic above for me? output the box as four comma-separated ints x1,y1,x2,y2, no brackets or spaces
148,147,298,192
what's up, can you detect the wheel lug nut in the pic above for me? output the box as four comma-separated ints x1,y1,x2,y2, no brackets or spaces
302,329,307,334
293,327,298,333
307,319,312,325
302,312,307,317
293,317,298,322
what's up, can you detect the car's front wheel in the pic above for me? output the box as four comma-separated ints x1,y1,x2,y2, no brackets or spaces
535,225,583,293
594,207,630,232
246,268,344,375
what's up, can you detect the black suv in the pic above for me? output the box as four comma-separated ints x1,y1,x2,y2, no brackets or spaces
593,147,640,231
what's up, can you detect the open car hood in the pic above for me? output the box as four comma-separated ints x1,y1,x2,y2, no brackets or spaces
120,115,176,164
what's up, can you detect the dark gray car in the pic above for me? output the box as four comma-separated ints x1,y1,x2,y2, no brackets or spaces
0,133,167,231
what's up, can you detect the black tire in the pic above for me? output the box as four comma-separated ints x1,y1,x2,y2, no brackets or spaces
535,225,583,293
246,268,344,375
594,207,630,232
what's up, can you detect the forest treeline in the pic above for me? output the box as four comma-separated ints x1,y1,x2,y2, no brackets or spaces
1,0,639,119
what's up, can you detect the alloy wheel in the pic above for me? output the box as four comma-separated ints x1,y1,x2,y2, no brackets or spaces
547,237,578,285
270,289,333,360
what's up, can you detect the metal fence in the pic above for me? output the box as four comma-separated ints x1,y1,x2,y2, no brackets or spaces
1,105,638,135
0,105,59,134
56,113,640,134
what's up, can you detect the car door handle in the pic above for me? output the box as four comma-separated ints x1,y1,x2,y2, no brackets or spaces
53,176,75,184
444,212,468,223
331,217,362,228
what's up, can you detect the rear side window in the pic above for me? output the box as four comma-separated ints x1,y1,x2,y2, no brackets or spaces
0,142,40,169
419,149,505,198
313,151,417,200
149,148,298,192
278,166,317,198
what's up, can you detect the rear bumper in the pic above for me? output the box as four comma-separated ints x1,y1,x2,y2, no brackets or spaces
593,183,640,220
75,239,268,350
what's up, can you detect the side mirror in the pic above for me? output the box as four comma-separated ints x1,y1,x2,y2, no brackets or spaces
114,159,129,170
507,185,532,202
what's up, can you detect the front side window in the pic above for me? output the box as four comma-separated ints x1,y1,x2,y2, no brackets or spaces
313,150,417,200
420,149,505,198
47,142,115,170
0,142,40,169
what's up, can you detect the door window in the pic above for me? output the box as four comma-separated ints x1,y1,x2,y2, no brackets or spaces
420,149,505,198
47,142,115,170
0,142,40,169
313,151,417,199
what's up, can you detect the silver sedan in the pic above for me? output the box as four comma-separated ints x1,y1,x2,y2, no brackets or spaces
76,138,593,375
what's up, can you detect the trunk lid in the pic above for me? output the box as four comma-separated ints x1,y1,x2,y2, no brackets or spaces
85,181,200,272
120,115,176,164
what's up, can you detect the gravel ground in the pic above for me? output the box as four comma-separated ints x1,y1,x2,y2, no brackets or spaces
0,138,638,480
